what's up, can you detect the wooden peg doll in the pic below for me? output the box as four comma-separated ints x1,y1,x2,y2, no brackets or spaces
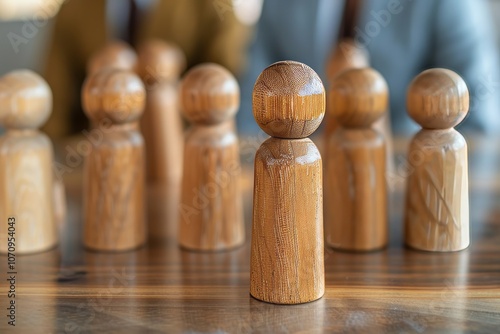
250,61,326,304
404,68,470,252
82,69,147,251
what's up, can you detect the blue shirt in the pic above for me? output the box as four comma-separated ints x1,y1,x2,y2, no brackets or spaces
239,0,500,135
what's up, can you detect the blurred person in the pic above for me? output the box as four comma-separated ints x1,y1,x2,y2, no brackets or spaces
238,0,500,135
42,0,251,138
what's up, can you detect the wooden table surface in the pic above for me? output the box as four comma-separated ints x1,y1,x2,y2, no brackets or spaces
1,135,500,333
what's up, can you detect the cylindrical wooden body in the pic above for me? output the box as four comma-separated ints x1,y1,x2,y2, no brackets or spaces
141,81,183,184
141,81,183,241
404,129,469,252
179,121,244,251
250,137,325,304
324,111,393,171
83,127,146,251
325,128,387,251
0,130,57,254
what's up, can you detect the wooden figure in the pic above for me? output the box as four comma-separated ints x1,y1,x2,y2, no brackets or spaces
0,70,58,254
404,68,470,252
87,40,138,75
250,61,325,305
324,39,393,172
324,39,369,140
324,68,389,251
137,39,185,185
82,69,147,251
178,63,244,251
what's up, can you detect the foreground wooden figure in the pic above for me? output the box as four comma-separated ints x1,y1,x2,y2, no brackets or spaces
404,68,470,252
178,63,244,251
82,69,147,251
251,61,325,304
325,68,388,251
0,70,58,254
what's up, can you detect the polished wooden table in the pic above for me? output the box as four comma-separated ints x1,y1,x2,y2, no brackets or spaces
1,135,500,333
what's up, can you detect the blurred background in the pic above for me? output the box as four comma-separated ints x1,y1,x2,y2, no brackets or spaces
0,0,499,136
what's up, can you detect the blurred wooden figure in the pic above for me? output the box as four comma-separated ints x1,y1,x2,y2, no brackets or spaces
251,61,325,304
405,69,470,252
325,68,388,251
138,39,185,184
324,39,368,140
87,40,138,75
178,63,244,251
137,40,185,241
82,69,147,251
0,70,58,254
324,39,393,172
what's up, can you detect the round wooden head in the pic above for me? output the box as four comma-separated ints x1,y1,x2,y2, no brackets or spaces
82,69,146,124
253,61,325,139
407,68,469,129
326,39,369,82
179,63,239,125
330,68,388,128
0,70,52,130
87,41,138,75
137,39,186,84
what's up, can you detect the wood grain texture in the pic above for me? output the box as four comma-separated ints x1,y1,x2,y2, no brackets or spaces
404,129,469,251
83,128,146,251
251,137,325,304
404,69,470,252
178,63,244,251
0,131,57,254
179,121,244,251
0,70,57,254
179,63,239,125
82,69,147,251
253,61,325,139
0,135,500,333
325,129,387,251
325,68,388,251
251,61,325,304
329,68,388,128
407,69,469,130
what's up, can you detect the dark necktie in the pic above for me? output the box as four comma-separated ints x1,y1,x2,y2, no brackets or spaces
126,0,139,46
340,0,361,39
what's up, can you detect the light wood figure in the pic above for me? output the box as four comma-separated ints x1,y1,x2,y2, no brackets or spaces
87,40,138,75
137,40,185,183
324,39,393,172
404,69,470,252
325,68,388,251
82,69,147,251
0,70,58,254
251,61,325,305
178,63,244,251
